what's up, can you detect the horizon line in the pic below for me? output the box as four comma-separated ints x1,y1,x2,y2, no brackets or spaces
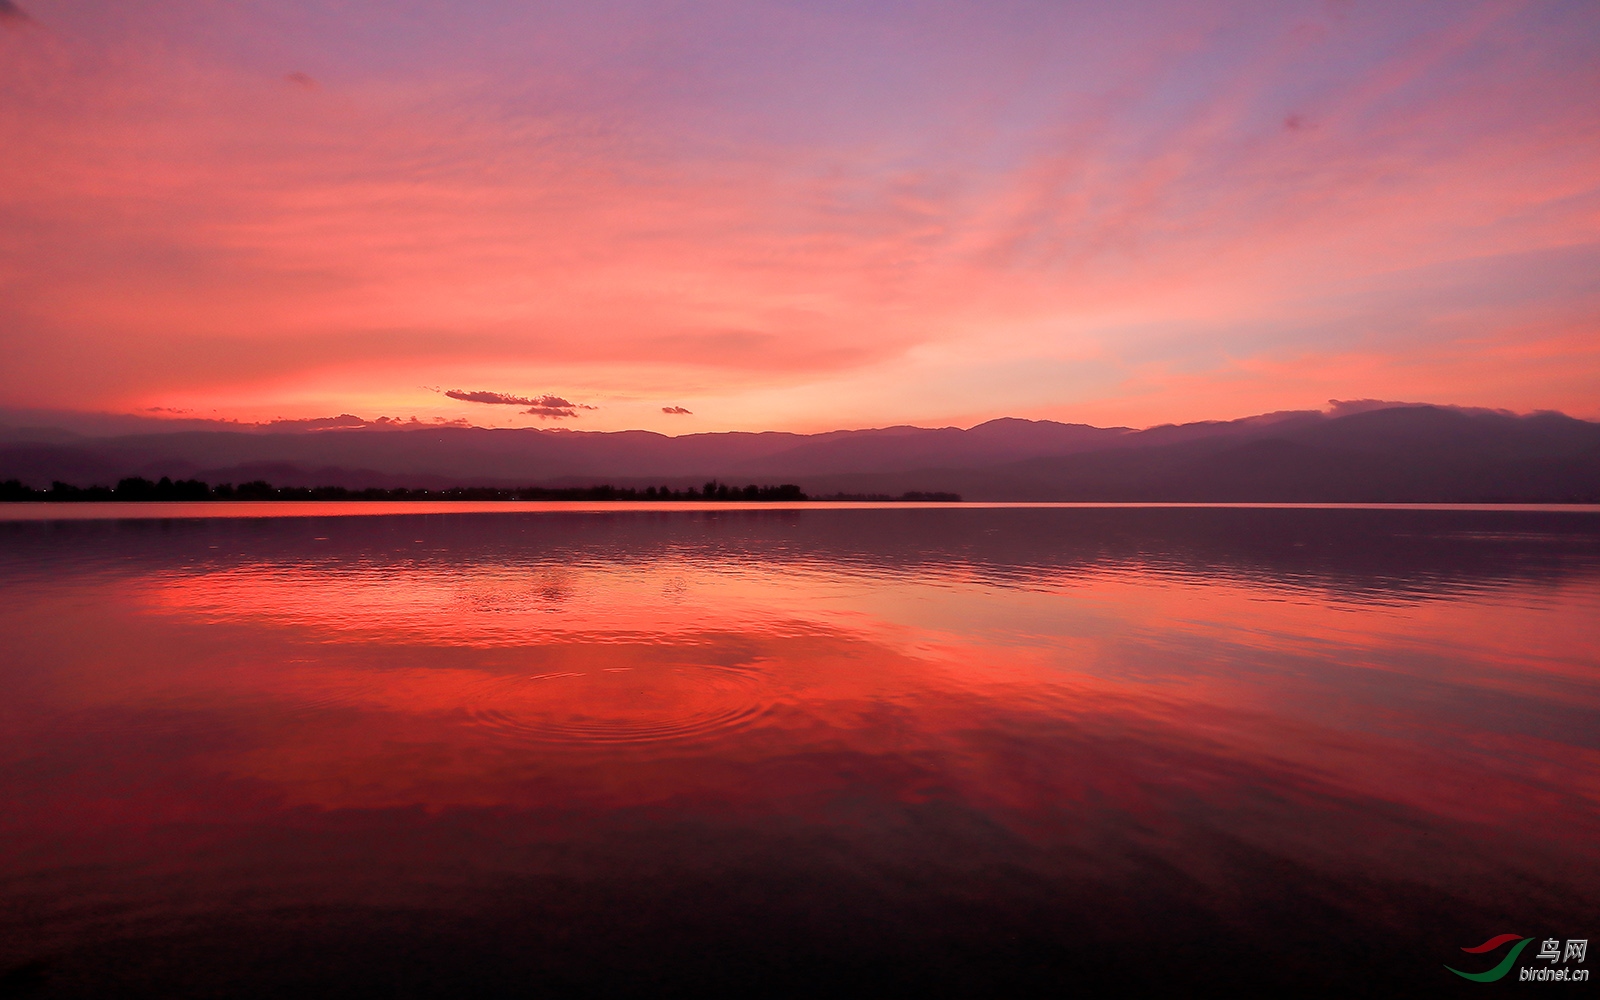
2,399,1590,439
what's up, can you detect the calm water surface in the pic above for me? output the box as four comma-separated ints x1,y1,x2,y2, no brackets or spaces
1,506,1597,996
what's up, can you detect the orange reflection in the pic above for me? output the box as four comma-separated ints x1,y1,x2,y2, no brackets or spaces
7,512,1600,996
0,552,1589,849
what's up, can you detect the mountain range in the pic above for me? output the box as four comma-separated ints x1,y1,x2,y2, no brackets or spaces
3,402,1598,502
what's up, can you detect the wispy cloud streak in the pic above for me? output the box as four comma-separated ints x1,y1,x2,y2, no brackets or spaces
440,388,597,419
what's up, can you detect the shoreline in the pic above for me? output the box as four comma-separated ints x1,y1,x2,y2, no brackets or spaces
4,499,1599,521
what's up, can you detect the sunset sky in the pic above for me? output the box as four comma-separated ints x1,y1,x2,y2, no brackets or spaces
2,0,1597,432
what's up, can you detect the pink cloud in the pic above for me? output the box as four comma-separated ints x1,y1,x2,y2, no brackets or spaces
0,1,1596,429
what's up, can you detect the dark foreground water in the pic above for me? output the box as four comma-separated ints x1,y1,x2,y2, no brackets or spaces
1,505,1596,997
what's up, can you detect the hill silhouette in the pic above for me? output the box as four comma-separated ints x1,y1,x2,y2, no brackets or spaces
2,403,1597,502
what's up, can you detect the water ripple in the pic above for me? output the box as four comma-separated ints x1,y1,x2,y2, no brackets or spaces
462,662,775,745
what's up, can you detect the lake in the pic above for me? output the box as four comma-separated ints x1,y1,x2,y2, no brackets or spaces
1,504,1597,996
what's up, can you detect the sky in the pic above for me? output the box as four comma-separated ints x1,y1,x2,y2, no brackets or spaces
1,0,1598,433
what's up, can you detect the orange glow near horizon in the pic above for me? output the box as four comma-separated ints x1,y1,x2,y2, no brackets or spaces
2,1,1598,431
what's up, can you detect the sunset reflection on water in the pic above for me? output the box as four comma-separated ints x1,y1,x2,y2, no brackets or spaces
2,506,1597,996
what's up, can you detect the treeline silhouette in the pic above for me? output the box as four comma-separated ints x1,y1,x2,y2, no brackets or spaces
818,492,964,502
0,477,820,503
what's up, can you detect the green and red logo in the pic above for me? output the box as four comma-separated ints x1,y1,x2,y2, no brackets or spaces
1446,934,1532,982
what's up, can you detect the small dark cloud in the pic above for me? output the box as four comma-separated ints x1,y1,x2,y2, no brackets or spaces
661,406,693,415
440,387,595,419
285,71,318,90
523,396,598,420
144,406,193,415
445,388,541,406
0,1,36,26
525,405,577,419
1284,113,1308,131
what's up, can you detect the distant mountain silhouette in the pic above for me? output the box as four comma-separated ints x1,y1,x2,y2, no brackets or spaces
3,404,1597,502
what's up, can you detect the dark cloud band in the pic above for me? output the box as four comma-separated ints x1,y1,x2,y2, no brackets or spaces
441,388,596,419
